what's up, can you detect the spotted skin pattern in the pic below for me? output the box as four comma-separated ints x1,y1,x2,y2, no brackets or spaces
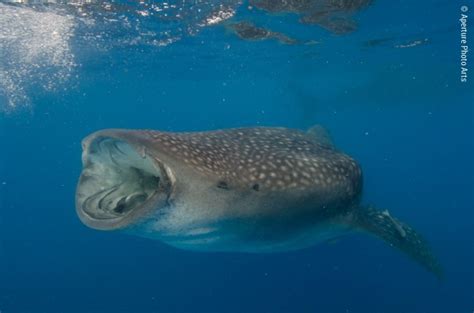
142,127,362,195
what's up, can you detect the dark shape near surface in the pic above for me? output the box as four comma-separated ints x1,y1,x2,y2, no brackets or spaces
228,21,298,44
363,37,394,47
76,125,442,280
363,37,430,49
250,0,373,34
395,38,429,48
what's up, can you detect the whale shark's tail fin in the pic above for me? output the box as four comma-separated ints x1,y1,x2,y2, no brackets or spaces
348,205,443,280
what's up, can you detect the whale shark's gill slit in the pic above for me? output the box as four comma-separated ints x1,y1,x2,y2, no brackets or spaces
113,192,148,214
109,149,120,167
114,197,128,214
113,141,127,156
97,184,122,212
77,136,172,224
83,187,113,214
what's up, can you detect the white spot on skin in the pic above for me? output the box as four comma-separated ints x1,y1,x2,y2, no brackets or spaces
300,179,310,185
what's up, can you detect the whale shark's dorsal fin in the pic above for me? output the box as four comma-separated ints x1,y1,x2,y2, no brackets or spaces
307,125,335,149
347,206,443,280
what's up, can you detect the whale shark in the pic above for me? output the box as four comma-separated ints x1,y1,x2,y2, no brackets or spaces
76,125,442,279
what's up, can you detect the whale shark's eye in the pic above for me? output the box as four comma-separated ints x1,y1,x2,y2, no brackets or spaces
216,181,229,190
76,137,172,229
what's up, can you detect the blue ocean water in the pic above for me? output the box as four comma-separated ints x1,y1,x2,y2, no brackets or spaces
0,0,473,312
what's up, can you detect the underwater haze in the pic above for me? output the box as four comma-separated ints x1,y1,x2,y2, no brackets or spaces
0,0,473,312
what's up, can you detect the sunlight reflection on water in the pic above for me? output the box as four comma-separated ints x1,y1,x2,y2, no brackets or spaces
0,0,241,111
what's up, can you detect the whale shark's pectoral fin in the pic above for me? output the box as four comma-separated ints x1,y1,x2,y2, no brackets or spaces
307,125,335,149
346,206,443,280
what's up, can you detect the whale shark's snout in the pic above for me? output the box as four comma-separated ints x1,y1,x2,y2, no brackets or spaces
76,130,174,231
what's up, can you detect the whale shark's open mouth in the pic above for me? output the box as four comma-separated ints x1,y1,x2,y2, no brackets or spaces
76,134,173,230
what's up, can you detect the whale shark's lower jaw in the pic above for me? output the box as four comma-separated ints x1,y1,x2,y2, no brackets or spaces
76,133,173,231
